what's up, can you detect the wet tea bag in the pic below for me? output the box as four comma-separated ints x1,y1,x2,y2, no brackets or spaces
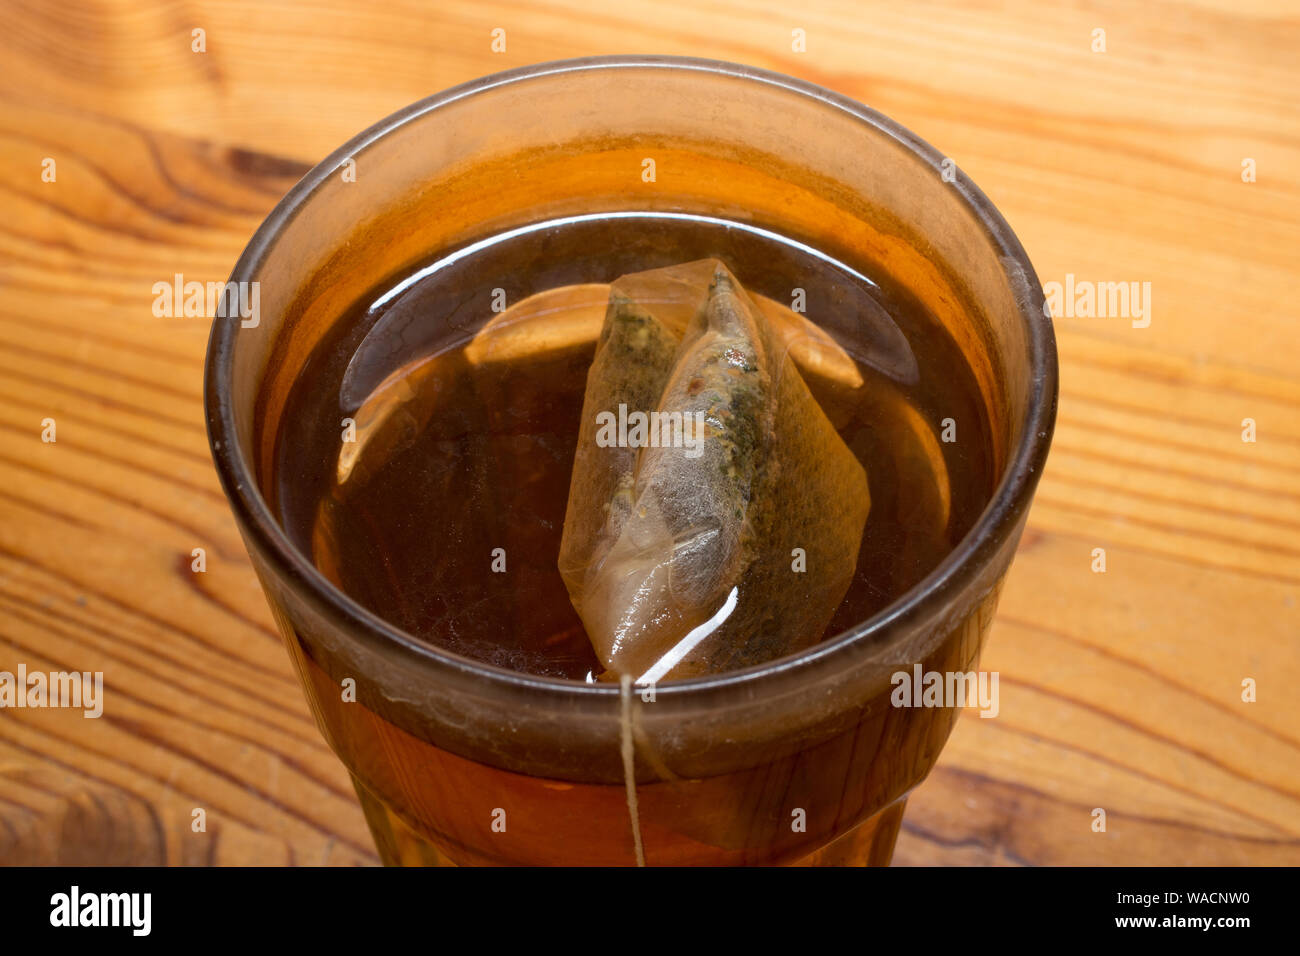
559,259,870,682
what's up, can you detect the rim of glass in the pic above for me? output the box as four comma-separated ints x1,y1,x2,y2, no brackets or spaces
204,54,1058,706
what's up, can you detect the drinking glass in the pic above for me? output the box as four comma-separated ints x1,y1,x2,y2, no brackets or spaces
205,55,1058,866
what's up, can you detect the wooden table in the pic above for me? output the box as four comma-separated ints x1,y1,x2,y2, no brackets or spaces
1,0,1296,866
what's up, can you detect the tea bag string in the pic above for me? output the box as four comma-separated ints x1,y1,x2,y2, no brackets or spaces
618,673,647,867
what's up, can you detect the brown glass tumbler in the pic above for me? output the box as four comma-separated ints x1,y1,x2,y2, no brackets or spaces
205,56,1057,866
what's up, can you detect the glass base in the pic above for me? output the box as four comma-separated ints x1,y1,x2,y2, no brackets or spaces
353,774,906,867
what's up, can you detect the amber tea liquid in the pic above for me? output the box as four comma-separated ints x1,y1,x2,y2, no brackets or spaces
265,213,997,864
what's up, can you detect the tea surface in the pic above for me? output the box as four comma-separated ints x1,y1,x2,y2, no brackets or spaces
269,213,995,679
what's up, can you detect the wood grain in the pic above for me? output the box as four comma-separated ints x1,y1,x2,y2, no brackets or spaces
0,0,1297,866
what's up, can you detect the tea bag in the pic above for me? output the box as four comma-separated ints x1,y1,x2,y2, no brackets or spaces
559,259,871,682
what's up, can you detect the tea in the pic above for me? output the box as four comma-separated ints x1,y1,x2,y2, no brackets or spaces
261,211,999,865
269,213,995,681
